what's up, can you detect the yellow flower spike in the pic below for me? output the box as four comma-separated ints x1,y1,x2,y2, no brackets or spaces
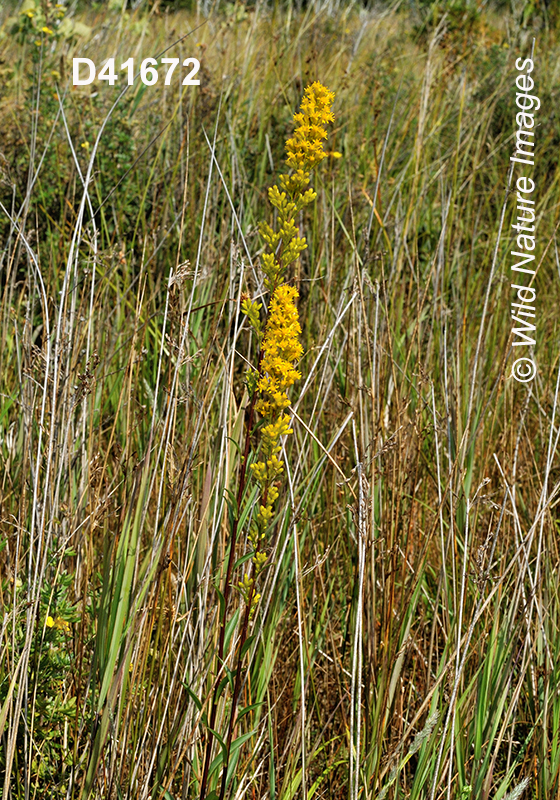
285,83,335,172
201,87,335,794
268,186,286,208
249,525,260,547
259,221,281,248
244,83,334,616
259,82,334,287
46,616,55,628
250,461,267,482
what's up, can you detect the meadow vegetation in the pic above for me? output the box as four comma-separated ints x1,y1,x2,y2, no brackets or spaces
1,0,560,798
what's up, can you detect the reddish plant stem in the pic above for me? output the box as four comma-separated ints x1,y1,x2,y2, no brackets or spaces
199,272,282,800
198,356,261,800
217,467,275,800
217,528,265,800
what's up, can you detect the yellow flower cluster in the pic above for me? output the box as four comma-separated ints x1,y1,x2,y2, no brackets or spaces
286,82,335,171
240,82,335,599
249,286,302,554
248,287,302,558
258,82,336,289
238,573,260,608
46,615,70,632
255,286,303,416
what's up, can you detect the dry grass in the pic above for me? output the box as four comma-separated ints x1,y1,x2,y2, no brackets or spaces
1,0,560,798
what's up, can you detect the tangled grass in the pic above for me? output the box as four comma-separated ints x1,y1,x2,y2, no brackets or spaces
1,0,560,798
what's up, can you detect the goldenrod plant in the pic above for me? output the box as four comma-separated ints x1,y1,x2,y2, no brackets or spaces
245,83,336,577
199,81,336,800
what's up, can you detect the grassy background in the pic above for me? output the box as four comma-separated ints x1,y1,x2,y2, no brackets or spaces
1,0,560,798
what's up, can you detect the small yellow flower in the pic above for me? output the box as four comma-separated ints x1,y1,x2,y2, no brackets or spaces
42,26,54,34
253,551,268,572
238,573,256,603
249,592,261,616
81,142,90,150
46,614,70,632
54,617,70,632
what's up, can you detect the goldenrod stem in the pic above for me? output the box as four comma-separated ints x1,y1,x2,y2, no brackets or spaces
218,536,262,800
198,352,262,800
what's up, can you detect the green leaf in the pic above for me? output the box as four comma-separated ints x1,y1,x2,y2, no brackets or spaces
223,729,259,790
223,487,238,520
215,586,225,620
207,726,228,779
236,700,263,721
240,634,256,661
182,683,202,712
224,609,240,654
237,484,260,531
234,551,254,572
